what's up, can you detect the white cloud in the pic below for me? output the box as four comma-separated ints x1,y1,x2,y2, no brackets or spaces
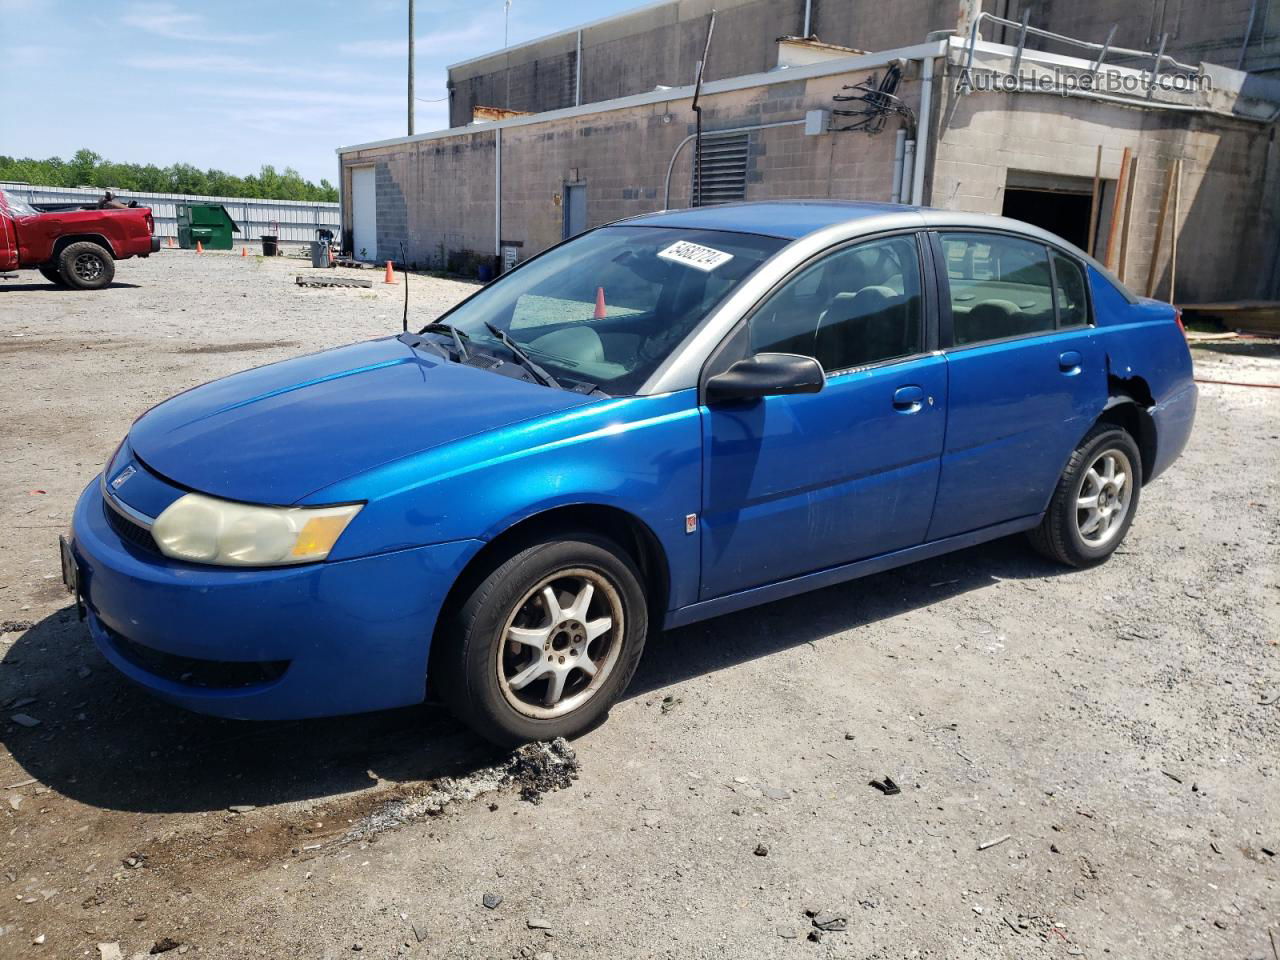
120,2,271,45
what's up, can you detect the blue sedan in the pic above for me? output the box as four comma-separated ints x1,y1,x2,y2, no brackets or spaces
65,201,1197,745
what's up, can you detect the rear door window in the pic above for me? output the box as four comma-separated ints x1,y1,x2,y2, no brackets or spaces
1051,252,1090,327
941,232,1055,346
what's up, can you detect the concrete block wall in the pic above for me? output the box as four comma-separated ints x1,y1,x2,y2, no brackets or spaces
448,0,1277,129
348,64,910,274
1026,0,1280,75
930,72,1280,301
341,133,497,270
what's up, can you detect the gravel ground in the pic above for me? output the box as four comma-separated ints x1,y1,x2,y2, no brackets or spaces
0,250,1277,960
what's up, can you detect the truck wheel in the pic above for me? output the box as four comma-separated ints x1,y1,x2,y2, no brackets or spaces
1028,424,1142,568
58,242,115,290
38,264,66,286
433,533,649,747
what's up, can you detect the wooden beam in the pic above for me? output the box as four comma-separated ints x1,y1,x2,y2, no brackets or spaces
1117,154,1138,283
1145,161,1178,298
1104,147,1132,271
1087,145,1103,258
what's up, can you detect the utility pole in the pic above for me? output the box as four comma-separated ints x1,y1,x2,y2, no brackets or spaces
504,0,511,48
408,0,415,136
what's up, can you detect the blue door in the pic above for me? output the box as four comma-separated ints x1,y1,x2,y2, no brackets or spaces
699,233,948,600
926,232,1107,540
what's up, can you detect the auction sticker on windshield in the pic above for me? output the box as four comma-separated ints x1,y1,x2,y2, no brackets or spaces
657,240,734,272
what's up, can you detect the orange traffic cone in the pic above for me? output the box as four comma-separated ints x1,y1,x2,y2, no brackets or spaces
167,236,175,248
196,240,203,254
241,246,247,257
384,260,396,284
328,248,335,265
593,286,606,320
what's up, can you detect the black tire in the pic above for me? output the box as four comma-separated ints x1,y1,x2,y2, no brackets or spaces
1028,423,1143,568
434,532,649,747
38,264,66,286
58,241,115,290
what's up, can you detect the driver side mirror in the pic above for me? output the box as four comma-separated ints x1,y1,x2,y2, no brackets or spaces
705,352,825,405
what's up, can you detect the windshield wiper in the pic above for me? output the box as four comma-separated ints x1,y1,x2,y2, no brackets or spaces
484,322,561,388
419,322,470,360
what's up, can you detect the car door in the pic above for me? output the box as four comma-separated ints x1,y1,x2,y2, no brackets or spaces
699,231,948,600
926,231,1107,541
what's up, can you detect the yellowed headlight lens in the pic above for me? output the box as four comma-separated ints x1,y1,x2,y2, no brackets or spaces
152,494,361,566
291,514,356,558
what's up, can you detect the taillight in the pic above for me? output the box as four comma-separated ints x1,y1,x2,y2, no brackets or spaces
1173,307,1186,337
145,212,154,233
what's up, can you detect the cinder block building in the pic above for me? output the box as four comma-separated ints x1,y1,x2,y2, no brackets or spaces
336,0,1280,302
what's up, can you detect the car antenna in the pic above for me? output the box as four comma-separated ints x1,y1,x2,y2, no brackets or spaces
400,241,409,333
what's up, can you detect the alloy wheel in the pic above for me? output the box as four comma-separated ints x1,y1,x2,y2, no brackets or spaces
73,252,105,282
497,568,623,720
1075,448,1133,547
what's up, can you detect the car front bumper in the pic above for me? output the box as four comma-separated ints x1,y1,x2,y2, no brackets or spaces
70,478,481,720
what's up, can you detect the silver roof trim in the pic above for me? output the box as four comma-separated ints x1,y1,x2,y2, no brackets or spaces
638,208,1136,396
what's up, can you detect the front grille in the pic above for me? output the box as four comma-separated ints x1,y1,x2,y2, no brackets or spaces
102,623,290,690
103,499,158,553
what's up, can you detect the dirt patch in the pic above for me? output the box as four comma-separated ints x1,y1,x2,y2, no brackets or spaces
173,341,301,354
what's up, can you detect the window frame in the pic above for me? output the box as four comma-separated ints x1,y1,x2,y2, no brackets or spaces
699,228,938,399
929,228,1094,352
1047,248,1093,331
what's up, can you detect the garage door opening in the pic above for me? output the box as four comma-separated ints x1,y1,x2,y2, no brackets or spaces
1001,171,1113,258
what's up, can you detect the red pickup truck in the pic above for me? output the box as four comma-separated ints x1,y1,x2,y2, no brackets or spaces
0,189,160,290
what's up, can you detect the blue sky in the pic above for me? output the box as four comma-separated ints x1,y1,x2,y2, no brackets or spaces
0,0,640,184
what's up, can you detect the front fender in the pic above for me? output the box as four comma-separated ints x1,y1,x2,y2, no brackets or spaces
309,389,704,606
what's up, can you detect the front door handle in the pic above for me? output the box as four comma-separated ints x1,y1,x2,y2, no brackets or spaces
892,384,925,413
1058,350,1082,373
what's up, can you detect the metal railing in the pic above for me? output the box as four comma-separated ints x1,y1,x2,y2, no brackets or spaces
961,10,1202,101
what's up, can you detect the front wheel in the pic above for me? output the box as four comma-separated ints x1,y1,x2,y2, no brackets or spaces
1028,424,1142,567
58,241,115,290
434,533,649,746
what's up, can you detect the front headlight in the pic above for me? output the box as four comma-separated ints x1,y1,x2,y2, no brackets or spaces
151,493,362,566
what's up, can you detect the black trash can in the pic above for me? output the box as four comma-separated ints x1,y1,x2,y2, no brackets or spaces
309,240,329,267
260,235,279,257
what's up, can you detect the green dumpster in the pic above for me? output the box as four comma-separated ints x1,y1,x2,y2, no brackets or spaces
176,203,240,250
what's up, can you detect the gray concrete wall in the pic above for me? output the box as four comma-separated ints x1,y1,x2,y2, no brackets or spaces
347,65,911,271
1025,0,1280,76
448,0,1278,128
929,65,1280,302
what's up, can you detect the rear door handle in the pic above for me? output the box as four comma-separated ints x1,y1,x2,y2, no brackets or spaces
1058,350,1082,373
892,384,925,413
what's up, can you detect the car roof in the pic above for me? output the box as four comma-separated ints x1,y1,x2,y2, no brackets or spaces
618,200,1135,301
621,200,916,239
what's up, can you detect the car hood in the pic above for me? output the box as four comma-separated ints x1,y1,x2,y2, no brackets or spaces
129,337,595,504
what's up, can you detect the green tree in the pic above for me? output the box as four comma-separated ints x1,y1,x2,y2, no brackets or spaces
0,150,338,202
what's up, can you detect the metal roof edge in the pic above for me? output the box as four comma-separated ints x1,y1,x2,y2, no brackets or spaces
337,38,948,155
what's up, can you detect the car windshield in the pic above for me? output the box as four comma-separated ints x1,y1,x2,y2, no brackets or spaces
0,190,39,217
434,225,787,394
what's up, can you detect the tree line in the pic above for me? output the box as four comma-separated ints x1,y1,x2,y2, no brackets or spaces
0,149,338,203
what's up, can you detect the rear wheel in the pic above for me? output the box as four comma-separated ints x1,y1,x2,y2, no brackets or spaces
38,264,66,286
434,533,648,746
58,241,115,290
1029,424,1142,567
